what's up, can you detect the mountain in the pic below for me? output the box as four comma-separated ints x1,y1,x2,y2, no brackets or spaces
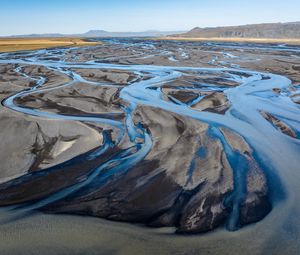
173,22,300,39
4,30,186,38
81,29,185,37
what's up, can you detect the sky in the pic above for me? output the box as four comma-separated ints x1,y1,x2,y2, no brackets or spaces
0,0,299,36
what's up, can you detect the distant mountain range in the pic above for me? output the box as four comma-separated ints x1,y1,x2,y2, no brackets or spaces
4,30,186,38
172,22,300,39
6,22,300,39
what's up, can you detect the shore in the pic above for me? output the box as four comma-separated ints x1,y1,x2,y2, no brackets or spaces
0,37,100,53
157,37,300,45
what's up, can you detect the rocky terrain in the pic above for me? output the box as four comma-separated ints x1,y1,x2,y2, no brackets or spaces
174,22,300,39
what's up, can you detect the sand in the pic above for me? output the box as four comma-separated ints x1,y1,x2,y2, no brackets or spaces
0,38,299,254
158,37,300,45
0,38,100,53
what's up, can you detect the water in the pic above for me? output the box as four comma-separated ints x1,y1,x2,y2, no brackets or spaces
0,40,299,236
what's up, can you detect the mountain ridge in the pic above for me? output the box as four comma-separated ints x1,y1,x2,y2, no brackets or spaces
2,30,186,38
172,22,300,39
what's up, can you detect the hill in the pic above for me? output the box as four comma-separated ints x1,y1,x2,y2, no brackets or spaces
173,22,300,39
4,30,186,38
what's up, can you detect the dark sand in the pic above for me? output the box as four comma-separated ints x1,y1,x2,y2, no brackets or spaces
0,39,299,254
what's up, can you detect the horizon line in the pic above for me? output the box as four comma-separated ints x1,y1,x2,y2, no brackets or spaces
1,20,299,38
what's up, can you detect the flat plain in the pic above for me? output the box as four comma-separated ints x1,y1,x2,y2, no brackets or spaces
0,37,99,52
0,38,299,255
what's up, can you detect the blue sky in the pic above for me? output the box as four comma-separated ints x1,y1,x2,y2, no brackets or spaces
0,0,299,35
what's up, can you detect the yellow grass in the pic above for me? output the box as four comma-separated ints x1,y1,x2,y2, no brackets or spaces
0,38,100,53
157,37,300,45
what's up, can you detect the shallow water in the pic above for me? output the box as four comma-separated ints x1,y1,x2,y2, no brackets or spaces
0,40,300,254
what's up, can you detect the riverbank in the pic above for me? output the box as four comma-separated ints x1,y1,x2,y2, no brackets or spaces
0,38,100,53
157,37,300,45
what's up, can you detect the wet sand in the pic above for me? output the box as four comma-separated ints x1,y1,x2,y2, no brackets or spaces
159,37,300,45
0,207,296,255
0,39,299,254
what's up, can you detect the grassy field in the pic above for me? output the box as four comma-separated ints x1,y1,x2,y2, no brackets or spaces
0,38,100,53
158,37,300,45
